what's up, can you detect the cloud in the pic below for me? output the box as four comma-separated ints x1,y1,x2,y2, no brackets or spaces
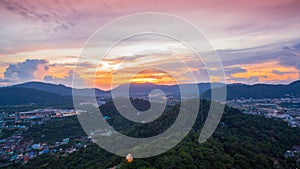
43,70,84,87
219,39,300,73
0,0,299,56
44,65,49,71
272,70,296,75
0,78,11,86
4,59,48,81
49,61,95,68
0,78,11,83
0,58,89,87
0,0,76,31
293,43,300,50
277,53,300,74
231,76,260,84
43,72,75,82
225,67,247,75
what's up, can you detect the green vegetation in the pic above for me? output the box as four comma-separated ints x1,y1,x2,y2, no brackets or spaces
0,129,17,140
5,100,300,168
24,116,86,144
203,80,300,100
0,87,73,106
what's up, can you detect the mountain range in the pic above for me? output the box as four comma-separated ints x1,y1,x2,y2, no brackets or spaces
0,80,299,105
202,80,300,100
13,81,108,96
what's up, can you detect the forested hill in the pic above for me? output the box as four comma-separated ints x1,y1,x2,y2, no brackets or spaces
202,80,300,100
6,99,300,169
2,80,299,105
12,81,108,96
0,87,72,106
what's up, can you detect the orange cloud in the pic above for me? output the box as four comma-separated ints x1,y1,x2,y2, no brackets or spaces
230,61,299,83
93,68,177,90
0,66,6,79
32,63,70,80
130,69,176,85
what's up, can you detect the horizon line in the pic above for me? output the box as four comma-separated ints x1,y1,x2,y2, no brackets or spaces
2,79,299,91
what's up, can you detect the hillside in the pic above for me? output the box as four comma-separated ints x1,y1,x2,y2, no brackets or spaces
0,87,72,106
202,80,300,100
11,81,225,98
2,80,299,106
6,100,300,169
111,82,225,97
12,81,109,97
13,82,73,95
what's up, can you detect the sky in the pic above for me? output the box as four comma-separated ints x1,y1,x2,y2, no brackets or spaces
0,0,299,90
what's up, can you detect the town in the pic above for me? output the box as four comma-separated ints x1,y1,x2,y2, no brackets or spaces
0,109,91,167
226,97,300,127
0,97,299,167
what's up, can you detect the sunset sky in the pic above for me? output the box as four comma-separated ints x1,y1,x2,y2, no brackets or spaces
0,0,299,90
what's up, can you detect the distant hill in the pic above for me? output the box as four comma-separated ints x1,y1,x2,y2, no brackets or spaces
111,82,225,97
0,82,108,106
13,82,72,95
202,80,300,100
0,81,225,105
0,87,72,106
2,80,299,105
12,81,225,98
111,83,180,97
13,81,108,96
